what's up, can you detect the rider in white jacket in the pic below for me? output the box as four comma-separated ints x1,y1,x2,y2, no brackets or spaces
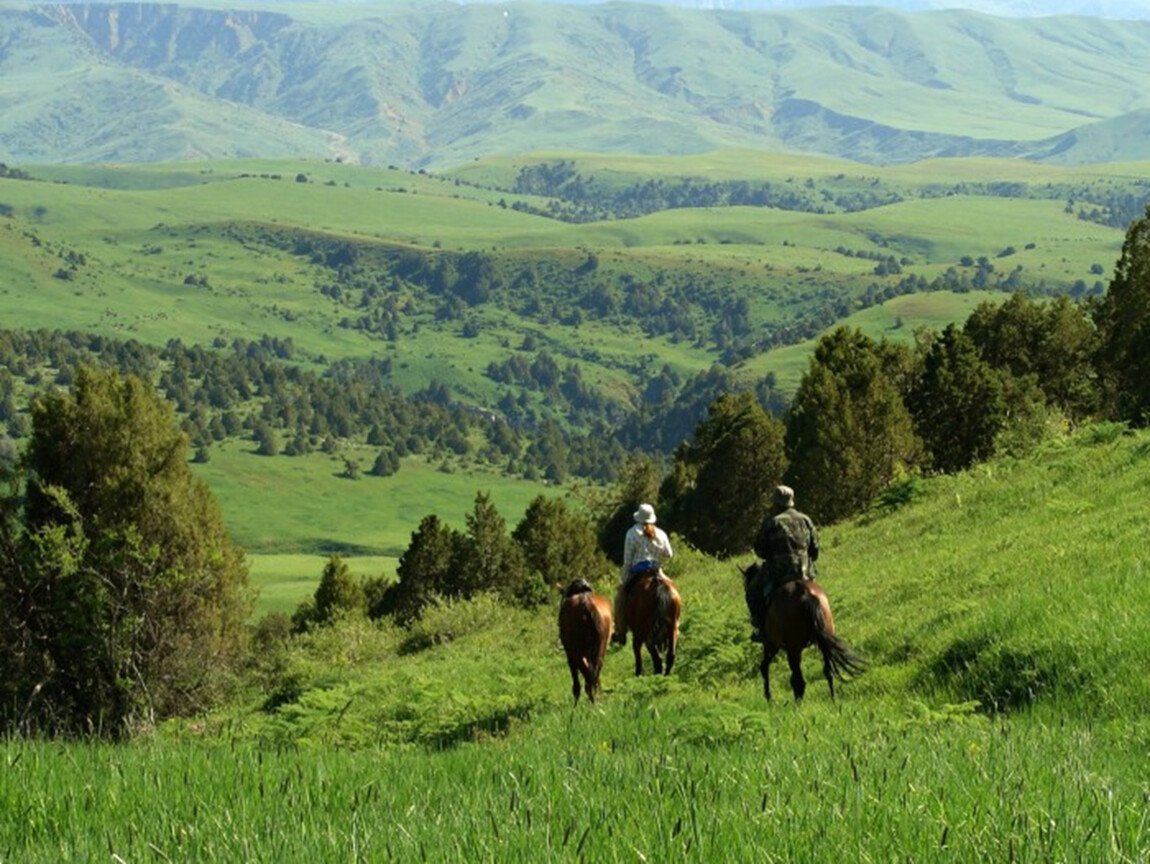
612,503,673,645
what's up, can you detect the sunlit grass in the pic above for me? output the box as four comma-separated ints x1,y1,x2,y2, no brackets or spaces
4,427,1150,860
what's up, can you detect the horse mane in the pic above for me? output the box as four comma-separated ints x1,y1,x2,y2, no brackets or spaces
563,578,594,598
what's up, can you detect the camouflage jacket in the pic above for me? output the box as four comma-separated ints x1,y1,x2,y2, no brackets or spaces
753,507,819,585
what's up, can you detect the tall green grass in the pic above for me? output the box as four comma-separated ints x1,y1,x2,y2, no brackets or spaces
2,701,1146,861
7,425,1149,861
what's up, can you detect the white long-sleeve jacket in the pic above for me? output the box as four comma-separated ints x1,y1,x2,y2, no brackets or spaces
620,523,673,583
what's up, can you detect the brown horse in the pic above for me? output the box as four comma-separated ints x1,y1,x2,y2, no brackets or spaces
742,562,863,702
558,579,614,703
622,571,682,676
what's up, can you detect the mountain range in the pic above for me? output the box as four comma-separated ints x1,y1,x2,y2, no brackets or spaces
2,1,1150,167
461,0,1150,17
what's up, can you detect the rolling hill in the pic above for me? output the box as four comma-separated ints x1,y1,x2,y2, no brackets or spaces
2,149,1136,605
3,2,1150,167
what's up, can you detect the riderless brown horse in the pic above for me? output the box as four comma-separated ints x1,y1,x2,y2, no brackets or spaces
741,562,863,702
622,571,681,677
558,579,614,703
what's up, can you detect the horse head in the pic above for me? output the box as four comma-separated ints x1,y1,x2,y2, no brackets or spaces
563,578,594,598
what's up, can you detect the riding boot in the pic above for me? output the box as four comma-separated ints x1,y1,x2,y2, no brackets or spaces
611,583,627,645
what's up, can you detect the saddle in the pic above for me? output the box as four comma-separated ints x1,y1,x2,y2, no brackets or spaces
623,564,663,595
763,573,811,610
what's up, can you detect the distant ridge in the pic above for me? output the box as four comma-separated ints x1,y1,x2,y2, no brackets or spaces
459,0,1150,18
3,2,1150,166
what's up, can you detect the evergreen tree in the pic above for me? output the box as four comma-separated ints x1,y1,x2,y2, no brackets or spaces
391,514,457,625
965,292,1098,423
512,495,611,593
1034,296,1099,422
370,448,400,477
451,491,534,605
909,325,1006,473
785,328,922,524
311,555,365,624
254,422,278,456
6,366,250,736
1094,205,1150,423
665,391,787,557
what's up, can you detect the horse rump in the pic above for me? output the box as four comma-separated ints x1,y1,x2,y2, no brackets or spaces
558,587,613,703
651,577,679,650
624,572,681,676
804,590,865,681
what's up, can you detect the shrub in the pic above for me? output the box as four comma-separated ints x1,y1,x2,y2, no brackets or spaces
0,367,251,737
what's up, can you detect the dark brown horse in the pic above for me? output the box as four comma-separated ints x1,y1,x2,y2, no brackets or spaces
622,571,682,676
558,579,614,703
742,562,863,702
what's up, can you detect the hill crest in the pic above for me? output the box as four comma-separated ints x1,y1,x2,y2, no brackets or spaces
4,2,1150,166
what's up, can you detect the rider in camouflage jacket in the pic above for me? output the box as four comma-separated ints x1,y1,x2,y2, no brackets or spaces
746,485,819,642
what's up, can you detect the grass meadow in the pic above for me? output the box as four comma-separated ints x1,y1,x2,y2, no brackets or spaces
3,423,1149,861
192,441,553,617
0,154,1129,407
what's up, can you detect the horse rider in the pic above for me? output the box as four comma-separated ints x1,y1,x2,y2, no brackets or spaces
747,485,819,643
612,502,674,646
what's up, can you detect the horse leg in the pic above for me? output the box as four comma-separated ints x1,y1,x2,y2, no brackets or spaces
650,643,664,675
664,640,675,677
585,666,598,703
786,648,806,703
632,640,644,676
760,646,778,701
568,659,581,703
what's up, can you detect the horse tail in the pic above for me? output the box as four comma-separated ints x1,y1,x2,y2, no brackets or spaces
652,579,679,650
806,592,865,681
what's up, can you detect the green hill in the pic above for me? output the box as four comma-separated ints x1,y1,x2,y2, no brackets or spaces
4,2,1150,166
3,421,1148,861
230,420,1150,739
0,151,1137,611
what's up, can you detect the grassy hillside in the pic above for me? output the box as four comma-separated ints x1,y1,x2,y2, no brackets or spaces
222,421,1150,737
194,441,553,617
0,153,1128,360
3,422,1148,861
1,152,1139,614
191,287,1006,617
0,155,1129,416
5,3,1150,166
